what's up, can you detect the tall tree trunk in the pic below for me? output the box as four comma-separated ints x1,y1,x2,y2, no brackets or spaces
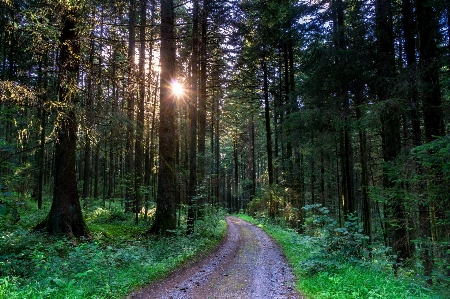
150,0,177,234
197,0,208,215
125,0,137,213
134,0,147,224
82,36,95,208
376,0,409,273
416,0,443,284
263,58,274,218
108,44,118,205
402,0,421,146
320,149,325,207
187,0,199,235
145,0,158,214
333,0,354,217
417,1,444,143
341,121,354,215
214,95,220,207
36,53,48,210
355,91,371,241
36,5,89,238
233,138,239,212
283,42,292,181
249,115,256,202
93,144,99,199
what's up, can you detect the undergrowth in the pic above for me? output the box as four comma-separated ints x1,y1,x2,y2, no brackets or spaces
237,212,449,299
0,198,227,299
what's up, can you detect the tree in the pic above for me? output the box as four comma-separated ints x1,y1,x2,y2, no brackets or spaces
150,0,177,234
375,0,409,272
415,0,445,283
125,0,137,213
197,0,208,211
187,0,199,235
36,3,89,238
134,0,147,224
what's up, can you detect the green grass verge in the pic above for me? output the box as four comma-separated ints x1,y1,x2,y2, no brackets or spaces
237,214,448,299
0,201,227,299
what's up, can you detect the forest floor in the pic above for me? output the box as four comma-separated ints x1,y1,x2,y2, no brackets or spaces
127,216,303,299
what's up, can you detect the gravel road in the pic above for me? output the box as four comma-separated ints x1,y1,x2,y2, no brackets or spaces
128,216,303,299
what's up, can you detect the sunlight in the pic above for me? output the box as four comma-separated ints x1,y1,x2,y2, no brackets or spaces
171,80,184,97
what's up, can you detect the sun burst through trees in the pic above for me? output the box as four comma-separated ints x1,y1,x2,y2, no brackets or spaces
171,80,184,97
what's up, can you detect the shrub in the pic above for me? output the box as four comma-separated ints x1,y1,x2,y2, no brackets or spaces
300,204,371,275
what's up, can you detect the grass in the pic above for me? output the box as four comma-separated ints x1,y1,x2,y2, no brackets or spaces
0,198,227,299
237,214,449,299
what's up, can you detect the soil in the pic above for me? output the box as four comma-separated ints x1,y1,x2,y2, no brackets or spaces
128,216,303,299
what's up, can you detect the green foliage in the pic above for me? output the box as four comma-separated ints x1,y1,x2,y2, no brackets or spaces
247,196,269,218
0,200,21,224
300,204,371,275
411,136,450,173
247,186,300,224
0,199,227,299
192,206,228,239
237,214,449,299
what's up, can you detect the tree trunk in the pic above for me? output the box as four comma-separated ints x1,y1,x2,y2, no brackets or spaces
197,0,208,215
187,0,199,235
263,58,274,218
376,0,409,273
249,115,256,201
233,138,239,212
134,0,147,224
356,95,371,241
36,53,48,210
150,0,177,234
82,35,95,208
93,144,99,199
125,0,137,213
283,42,292,182
214,95,220,207
145,1,158,214
402,0,421,145
416,0,443,283
36,5,89,238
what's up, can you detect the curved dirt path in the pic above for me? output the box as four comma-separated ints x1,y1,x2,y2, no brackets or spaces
128,216,303,299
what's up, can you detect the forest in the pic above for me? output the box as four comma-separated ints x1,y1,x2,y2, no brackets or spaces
1,0,449,297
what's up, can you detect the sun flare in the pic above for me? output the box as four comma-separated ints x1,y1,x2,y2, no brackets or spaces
171,81,184,96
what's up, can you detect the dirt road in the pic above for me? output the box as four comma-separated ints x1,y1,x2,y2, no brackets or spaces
128,216,303,299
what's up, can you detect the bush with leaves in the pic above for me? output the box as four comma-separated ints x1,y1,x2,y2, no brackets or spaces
300,204,370,275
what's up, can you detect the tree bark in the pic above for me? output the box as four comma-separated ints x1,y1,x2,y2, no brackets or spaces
249,115,256,201
402,0,421,146
416,0,443,283
376,0,409,272
263,58,274,218
36,5,89,238
125,0,137,213
150,0,177,234
197,0,208,215
135,0,147,224
187,0,199,235
36,53,48,210
82,36,95,208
